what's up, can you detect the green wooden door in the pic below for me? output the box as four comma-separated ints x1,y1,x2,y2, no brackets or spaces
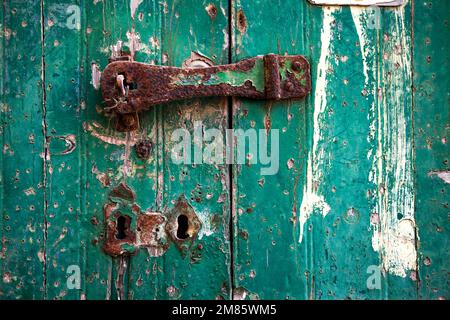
0,0,448,300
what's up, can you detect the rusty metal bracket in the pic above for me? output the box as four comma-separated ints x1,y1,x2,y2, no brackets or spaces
102,183,201,257
100,54,310,131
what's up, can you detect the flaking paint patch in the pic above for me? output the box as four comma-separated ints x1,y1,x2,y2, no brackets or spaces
367,7,417,277
196,208,214,240
298,7,338,243
222,27,229,52
85,121,140,146
91,63,101,90
125,29,151,60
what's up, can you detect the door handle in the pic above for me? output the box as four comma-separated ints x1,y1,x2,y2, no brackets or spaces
100,54,311,131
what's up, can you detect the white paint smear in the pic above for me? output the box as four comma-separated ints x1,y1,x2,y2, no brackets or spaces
298,7,338,243
428,171,450,184
130,0,143,19
362,7,417,277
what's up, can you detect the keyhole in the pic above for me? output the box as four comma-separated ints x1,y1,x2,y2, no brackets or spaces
118,73,138,91
176,214,189,239
116,216,127,240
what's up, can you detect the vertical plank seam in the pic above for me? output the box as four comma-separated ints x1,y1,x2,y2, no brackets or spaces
81,0,89,299
0,0,5,295
40,0,49,300
410,0,421,298
227,0,235,300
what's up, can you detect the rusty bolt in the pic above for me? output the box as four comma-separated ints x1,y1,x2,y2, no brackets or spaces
122,114,136,127
90,216,99,225
285,81,294,92
291,61,302,72
135,139,153,160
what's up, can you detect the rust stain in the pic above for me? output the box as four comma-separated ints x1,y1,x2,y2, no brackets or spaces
205,3,218,20
236,9,247,34
135,139,153,160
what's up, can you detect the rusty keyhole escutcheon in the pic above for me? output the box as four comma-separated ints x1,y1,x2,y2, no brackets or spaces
102,183,201,257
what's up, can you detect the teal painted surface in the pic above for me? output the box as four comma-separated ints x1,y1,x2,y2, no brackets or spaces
413,0,449,300
1,1,45,299
232,0,447,300
0,0,448,300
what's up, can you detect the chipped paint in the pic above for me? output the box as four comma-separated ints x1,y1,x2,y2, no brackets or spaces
428,170,450,184
110,40,123,60
91,63,101,90
54,134,77,155
84,121,140,146
196,208,214,240
24,187,36,196
298,7,338,243
125,29,151,60
130,0,143,19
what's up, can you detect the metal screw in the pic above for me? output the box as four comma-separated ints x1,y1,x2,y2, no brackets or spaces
135,139,153,160
122,114,135,127
285,81,294,92
291,61,302,72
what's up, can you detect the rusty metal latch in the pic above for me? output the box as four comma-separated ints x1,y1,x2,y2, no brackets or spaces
100,54,311,131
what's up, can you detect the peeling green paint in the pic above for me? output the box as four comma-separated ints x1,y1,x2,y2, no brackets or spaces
173,58,265,92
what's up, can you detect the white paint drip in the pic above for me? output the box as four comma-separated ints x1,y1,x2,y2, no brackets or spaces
298,7,338,243
130,0,143,19
365,7,417,277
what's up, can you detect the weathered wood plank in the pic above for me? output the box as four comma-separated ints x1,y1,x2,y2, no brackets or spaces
413,0,449,300
376,3,418,299
0,0,46,299
127,0,232,300
231,0,310,299
232,0,419,299
306,6,382,299
42,0,139,299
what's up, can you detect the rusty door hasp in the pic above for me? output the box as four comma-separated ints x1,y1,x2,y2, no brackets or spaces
100,54,311,131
